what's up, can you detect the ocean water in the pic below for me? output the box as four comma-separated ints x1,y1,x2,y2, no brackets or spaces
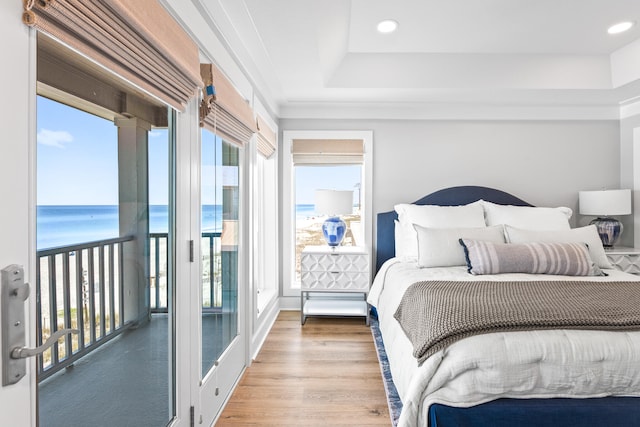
295,204,316,220
37,204,316,250
37,205,223,250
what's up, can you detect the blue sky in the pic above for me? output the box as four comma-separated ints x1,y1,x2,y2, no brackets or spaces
37,96,359,206
38,96,169,205
295,166,361,205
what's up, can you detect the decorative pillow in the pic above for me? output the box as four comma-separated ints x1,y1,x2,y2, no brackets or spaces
504,224,612,269
394,201,486,260
414,225,505,268
481,200,572,230
459,239,603,276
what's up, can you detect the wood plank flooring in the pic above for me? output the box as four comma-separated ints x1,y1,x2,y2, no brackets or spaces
216,311,391,426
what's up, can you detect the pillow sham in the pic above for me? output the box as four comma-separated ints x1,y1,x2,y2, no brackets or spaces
504,224,612,269
481,200,572,230
459,239,603,276
394,201,486,260
414,224,505,268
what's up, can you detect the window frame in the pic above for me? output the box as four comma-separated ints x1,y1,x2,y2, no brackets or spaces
281,130,373,299
254,151,278,315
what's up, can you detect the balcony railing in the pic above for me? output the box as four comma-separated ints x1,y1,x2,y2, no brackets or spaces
200,232,223,310
149,233,169,313
36,236,133,381
36,231,222,381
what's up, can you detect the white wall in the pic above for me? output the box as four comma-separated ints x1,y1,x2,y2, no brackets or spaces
611,38,640,88
621,112,640,247
280,118,623,242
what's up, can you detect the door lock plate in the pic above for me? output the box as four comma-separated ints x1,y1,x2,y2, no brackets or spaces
2,264,29,386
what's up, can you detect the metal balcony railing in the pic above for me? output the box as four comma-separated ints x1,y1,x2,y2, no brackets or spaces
200,232,223,311
36,231,222,381
36,235,134,381
149,232,169,313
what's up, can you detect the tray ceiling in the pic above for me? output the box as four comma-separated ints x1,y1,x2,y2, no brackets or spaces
190,0,640,117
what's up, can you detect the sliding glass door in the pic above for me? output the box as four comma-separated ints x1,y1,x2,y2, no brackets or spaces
200,130,239,373
193,128,245,425
35,93,177,426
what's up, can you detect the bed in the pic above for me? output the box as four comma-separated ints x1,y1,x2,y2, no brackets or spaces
369,186,640,427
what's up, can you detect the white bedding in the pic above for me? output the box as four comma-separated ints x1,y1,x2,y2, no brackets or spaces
368,259,640,427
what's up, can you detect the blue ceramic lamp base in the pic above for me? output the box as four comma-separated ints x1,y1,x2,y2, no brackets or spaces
322,216,347,247
591,217,623,247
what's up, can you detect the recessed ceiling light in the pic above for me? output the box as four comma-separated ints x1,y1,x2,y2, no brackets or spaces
608,21,635,34
377,19,398,34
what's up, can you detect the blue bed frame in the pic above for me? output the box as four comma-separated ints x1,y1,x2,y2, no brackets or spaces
375,185,640,427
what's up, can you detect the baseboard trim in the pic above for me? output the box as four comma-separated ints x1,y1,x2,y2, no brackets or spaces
251,299,279,361
278,295,300,310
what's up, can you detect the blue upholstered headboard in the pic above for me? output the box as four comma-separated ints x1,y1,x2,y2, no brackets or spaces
375,186,533,272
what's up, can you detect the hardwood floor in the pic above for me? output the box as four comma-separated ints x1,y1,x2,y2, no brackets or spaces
216,311,391,426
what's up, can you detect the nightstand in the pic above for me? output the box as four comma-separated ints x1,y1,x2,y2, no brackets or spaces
300,245,370,325
605,247,640,275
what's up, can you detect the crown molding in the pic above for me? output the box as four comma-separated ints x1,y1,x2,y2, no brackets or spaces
279,102,620,121
620,98,640,119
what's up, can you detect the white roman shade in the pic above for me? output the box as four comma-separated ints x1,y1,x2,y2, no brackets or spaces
22,0,202,111
256,115,277,158
200,63,256,148
292,139,365,165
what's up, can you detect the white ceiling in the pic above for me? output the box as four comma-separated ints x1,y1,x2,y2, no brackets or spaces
194,0,640,118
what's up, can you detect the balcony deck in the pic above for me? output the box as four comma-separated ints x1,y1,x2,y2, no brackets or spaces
36,232,231,427
39,312,236,427
38,314,171,427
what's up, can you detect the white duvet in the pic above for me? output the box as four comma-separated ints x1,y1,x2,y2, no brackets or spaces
368,259,640,427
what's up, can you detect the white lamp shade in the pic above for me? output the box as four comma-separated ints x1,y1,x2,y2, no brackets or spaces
579,189,632,216
315,189,353,216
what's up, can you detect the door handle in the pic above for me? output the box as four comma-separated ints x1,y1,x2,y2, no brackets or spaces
1,264,78,386
11,328,78,359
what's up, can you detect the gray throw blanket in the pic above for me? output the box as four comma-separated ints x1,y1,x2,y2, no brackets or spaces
394,280,640,365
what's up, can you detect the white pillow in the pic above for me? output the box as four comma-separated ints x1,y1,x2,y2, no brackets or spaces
394,202,486,260
415,224,506,268
394,220,415,260
482,200,572,230
504,224,612,269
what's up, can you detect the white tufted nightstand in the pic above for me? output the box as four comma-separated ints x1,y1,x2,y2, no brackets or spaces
300,245,370,325
605,247,640,275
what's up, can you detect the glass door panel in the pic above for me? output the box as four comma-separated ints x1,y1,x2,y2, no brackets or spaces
200,130,239,378
36,95,176,427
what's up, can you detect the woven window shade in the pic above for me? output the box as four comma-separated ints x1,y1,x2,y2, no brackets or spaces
256,115,277,158
292,139,364,165
22,0,202,111
200,63,256,148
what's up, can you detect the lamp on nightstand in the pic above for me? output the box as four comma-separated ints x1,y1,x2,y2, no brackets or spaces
315,189,353,247
579,189,632,247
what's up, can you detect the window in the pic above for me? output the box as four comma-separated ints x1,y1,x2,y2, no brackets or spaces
282,131,373,299
254,152,278,315
294,165,362,283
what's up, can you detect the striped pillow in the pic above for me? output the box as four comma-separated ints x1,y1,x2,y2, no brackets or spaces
459,239,603,276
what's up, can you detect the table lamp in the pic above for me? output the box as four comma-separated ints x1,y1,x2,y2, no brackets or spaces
315,189,353,247
579,189,631,247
